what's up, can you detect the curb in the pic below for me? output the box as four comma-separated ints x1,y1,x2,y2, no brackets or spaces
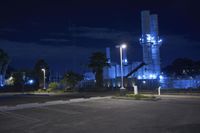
156,95,200,99
0,92,79,97
0,96,111,111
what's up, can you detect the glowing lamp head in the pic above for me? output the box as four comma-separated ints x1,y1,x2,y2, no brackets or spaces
124,59,128,63
121,44,127,49
9,76,13,81
41,68,45,72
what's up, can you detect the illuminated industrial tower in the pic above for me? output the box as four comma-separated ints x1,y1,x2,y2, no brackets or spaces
122,48,128,65
140,10,162,79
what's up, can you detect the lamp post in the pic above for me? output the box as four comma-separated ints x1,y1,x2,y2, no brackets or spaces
41,68,46,89
117,43,127,91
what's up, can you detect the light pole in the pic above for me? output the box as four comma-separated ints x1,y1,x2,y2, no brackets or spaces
117,43,127,91
41,68,46,89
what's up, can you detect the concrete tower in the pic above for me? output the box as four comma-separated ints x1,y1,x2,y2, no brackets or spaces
140,10,162,79
106,47,111,64
140,10,153,77
150,14,162,76
103,47,116,79
122,48,128,65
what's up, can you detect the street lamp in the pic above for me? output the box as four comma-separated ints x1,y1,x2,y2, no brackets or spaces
41,68,46,89
116,43,127,91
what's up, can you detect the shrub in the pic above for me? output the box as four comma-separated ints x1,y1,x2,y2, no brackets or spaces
36,89,45,93
125,94,154,100
48,82,59,90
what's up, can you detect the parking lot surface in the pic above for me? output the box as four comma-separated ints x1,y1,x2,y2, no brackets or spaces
0,97,200,133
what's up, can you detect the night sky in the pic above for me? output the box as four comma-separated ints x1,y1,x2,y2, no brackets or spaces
0,0,199,73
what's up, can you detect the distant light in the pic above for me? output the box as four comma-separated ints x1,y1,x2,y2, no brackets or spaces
146,34,151,42
124,59,128,63
159,75,163,80
158,39,162,43
107,83,110,88
117,82,121,87
152,74,157,79
0,84,4,87
137,75,142,79
8,76,13,81
152,39,156,44
149,74,157,79
27,79,34,85
146,34,157,44
142,81,146,84
121,44,127,49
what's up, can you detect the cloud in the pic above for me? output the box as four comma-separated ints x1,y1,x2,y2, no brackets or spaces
71,26,134,41
1,29,200,71
69,27,110,32
47,32,69,36
0,39,102,72
47,26,136,42
0,26,139,49
36,26,138,48
0,28,18,32
40,38,70,43
0,39,100,59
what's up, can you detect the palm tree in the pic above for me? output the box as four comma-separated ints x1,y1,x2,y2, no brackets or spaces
0,49,10,86
88,52,110,88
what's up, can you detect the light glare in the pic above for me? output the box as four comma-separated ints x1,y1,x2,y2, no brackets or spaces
121,44,127,49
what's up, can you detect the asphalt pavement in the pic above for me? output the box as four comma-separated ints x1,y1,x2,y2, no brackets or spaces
0,92,116,106
0,95,200,133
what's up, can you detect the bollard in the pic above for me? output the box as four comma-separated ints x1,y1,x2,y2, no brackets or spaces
134,85,138,95
158,86,161,96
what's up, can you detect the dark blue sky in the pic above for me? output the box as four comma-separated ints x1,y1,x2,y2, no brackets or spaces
0,0,199,73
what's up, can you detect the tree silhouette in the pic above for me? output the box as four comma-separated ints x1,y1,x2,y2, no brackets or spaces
0,49,10,86
88,52,109,88
163,58,200,76
61,71,83,90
